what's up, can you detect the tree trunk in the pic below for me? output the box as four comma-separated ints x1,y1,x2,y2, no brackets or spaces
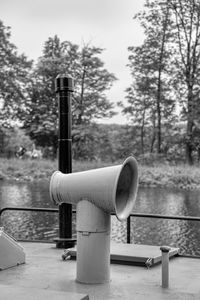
156,73,162,154
186,142,193,165
150,116,156,153
77,67,86,125
198,147,200,163
156,5,169,154
186,87,194,165
140,109,146,155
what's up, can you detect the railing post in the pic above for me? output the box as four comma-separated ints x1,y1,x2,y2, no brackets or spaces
127,216,131,243
54,75,76,249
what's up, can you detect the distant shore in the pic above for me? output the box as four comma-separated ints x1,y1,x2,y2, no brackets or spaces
0,158,200,190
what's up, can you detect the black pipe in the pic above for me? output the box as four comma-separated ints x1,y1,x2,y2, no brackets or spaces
54,75,76,248
127,216,131,244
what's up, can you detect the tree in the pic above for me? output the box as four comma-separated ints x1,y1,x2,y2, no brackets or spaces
120,76,155,155
72,123,113,161
0,20,32,126
122,0,176,155
23,36,117,157
169,0,200,164
122,0,186,157
73,44,117,125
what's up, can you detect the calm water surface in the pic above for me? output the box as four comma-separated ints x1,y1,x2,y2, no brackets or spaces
0,180,200,255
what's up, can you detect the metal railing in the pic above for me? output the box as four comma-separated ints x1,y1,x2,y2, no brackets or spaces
127,213,200,258
0,207,58,217
0,207,59,243
0,206,200,257
126,213,200,244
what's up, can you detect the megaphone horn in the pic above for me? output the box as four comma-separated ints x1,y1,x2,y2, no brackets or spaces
50,156,138,221
50,156,139,284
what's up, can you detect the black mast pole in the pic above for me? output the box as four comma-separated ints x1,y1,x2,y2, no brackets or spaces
54,75,76,249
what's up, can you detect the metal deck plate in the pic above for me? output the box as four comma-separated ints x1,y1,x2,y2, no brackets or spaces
69,242,179,267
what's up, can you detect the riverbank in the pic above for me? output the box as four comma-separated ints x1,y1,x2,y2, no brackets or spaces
0,158,200,190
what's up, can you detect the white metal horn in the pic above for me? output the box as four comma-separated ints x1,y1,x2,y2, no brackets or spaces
50,156,139,284
50,156,138,221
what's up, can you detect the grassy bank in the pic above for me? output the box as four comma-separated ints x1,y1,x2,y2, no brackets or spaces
139,164,200,190
0,158,200,190
0,158,108,182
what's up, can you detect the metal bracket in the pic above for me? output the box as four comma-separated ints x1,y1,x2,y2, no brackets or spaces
61,249,71,261
145,258,153,269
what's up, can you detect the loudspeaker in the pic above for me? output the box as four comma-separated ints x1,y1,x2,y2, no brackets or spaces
50,156,139,283
50,156,138,221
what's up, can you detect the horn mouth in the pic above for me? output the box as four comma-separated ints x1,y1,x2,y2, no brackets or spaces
50,171,63,205
114,156,138,221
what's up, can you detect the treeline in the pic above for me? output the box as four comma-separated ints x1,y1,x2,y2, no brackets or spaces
120,0,200,165
1,0,200,164
0,120,187,164
0,21,117,160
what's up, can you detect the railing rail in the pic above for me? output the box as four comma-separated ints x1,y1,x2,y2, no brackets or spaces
129,212,200,222
0,207,59,243
0,207,58,217
0,206,200,257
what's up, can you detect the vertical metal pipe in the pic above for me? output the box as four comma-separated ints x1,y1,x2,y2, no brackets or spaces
160,246,170,288
54,75,76,248
127,216,131,243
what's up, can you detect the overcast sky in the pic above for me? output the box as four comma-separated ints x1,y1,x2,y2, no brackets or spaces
1,0,145,124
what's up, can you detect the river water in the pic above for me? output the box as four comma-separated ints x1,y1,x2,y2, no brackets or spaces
0,180,200,255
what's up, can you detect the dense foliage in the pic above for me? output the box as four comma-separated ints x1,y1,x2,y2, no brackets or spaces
22,36,117,155
122,0,200,164
1,0,200,164
0,21,32,127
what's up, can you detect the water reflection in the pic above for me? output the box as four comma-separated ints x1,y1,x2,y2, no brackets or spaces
111,187,200,255
0,182,200,255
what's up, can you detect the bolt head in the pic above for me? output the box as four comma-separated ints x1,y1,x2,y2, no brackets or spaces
160,246,171,253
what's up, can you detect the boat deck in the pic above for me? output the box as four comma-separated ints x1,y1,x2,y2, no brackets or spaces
0,242,200,299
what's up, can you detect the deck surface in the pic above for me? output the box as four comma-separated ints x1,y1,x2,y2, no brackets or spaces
0,242,199,299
